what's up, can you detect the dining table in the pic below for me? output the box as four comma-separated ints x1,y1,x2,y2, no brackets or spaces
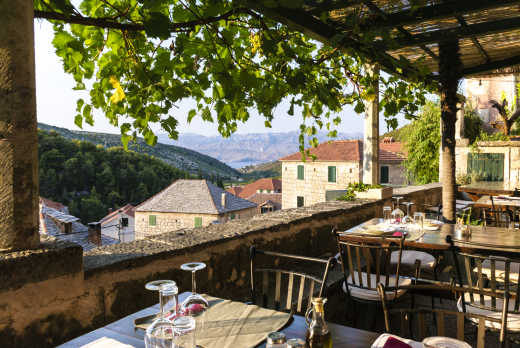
57,292,380,348
341,218,520,257
459,182,517,200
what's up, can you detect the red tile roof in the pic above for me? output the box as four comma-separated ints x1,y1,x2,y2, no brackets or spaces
279,140,405,163
226,186,243,196
100,204,135,224
246,193,282,210
39,197,67,212
228,178,282,199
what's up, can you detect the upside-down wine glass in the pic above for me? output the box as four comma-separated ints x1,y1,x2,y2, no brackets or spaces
391,196,405,224
145,282,179,348
180,262,209,346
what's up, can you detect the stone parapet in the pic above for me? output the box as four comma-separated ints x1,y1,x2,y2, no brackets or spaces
0,184,441,347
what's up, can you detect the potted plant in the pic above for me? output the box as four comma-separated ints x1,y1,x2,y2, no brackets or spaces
349,183,393,200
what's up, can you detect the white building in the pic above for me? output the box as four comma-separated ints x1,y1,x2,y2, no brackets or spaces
99,204,136,243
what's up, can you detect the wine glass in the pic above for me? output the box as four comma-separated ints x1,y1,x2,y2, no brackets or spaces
383,206,392,224
145,283,179,348
391,196,405,224
172,316,196,348
402,202,415,224
145,280,179,319
180,262,209,345
414,212,425,230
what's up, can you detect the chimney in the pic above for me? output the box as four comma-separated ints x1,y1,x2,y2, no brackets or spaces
88,222,102,246
221,192,226,208
108,208,113,214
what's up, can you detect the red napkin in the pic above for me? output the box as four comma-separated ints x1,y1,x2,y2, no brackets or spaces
383,337,412,348
392,232,403,237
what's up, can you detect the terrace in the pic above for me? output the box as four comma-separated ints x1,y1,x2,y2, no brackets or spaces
3,0,520,347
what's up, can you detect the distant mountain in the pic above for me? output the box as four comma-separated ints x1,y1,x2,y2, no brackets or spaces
158,130,363,168
37,123,241,179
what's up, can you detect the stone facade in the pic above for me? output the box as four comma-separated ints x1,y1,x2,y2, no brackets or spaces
281,161,406,209
134,208,257,240
455,140,520,189
0,184,440,347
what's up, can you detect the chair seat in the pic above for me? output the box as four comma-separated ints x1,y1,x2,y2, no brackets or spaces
457,293,520,331
474,259,520,283
342,272,411,301
391,250,436,270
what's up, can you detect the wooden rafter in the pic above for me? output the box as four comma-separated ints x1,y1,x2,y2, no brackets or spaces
463,55,520,76
361,0,438,61
454,15,490,64
386,16,520,50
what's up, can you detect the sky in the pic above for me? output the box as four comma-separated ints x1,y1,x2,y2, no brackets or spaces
34,20,412,138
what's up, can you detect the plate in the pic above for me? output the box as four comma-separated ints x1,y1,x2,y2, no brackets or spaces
422,336,471,348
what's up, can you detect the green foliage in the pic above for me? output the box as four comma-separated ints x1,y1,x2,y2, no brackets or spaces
336,182,381,201
336,190,356,201
37,0,430,152
463,108,482,144
38,130,189,223
403,101,441,184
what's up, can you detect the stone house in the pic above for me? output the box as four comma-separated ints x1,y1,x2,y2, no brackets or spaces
99,204,136,243
227,178,282,214
135,179,257,239
246,192,282,214
280,140,406,209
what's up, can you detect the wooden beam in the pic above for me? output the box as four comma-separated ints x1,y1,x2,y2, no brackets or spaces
455,15,490,64
361,0,438,61
463,55,520,76
387,17,520,50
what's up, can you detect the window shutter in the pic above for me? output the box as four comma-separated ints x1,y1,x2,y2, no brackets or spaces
328,166,336,182
381,166,389,184
149,215,156,226
194,217,202,227
297,196,304,207
297,165,304,180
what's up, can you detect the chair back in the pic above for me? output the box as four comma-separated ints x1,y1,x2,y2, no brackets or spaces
336,232,405,299
446,235,520,314
378,284,509,348
249,246,335,314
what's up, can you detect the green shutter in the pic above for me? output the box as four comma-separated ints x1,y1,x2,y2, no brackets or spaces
149,215,156,226
297,196,304,207
381,166,389,184
467,153,504,181
297,165,304,180
194,217,202,227
328,166,336,182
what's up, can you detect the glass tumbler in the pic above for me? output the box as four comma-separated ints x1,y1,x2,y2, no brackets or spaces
383,206,392,224
413,212,425,230
172,316,196,348
145,283,179,348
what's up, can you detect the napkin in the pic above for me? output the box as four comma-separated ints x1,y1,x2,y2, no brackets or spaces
383,337,412,348
80,337,134,348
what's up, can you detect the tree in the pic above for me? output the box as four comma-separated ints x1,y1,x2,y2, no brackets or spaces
403,101,441,185
34,0,429,151
489,94,520,136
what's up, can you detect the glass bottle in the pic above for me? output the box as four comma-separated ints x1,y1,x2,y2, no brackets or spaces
305,298,332,348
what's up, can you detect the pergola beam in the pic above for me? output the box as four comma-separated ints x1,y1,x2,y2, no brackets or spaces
463,54,520,76
455,15,490,64
386,16,520,50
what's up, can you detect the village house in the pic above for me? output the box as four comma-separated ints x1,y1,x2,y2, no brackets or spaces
99,204,136,243
135,179,257,239
227,178,282,214
280,139,407,209
39,197,118,251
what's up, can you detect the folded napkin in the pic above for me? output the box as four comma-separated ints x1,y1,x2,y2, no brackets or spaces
80,337,134,348
371,334,423,348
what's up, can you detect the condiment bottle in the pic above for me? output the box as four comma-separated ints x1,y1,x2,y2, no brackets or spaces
287,338,306,348
305,298,332,348
266,332,287,348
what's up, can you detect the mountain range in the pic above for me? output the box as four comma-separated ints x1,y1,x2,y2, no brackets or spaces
158,130,363,168
37,123,241,179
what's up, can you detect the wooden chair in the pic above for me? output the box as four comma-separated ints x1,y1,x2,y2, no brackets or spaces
447,236,520,343
249,246,336,315
377,284,510,348
335,232,411,304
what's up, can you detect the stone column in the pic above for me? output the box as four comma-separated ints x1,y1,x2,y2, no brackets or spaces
0,1,40,251
363,65,380,185
455,95,465,140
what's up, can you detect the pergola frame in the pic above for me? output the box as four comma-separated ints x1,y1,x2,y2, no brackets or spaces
249,0,520,222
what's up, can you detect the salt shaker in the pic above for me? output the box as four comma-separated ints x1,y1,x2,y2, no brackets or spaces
287,338,306,347
266,332,287,348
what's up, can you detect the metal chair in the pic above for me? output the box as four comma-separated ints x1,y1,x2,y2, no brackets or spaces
378,283,510,348
249,246,336,315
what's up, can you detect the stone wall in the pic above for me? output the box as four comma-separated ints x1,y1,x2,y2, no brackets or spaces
0,184,441,347
134,207,257,240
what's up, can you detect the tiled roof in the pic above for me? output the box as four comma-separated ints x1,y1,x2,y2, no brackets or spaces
39,205,118,252
226,186,243,196
136,179,257,214
228,178,282,199
100,204,135,224
279,140,405,163
246,193,282,210
39,197,68,213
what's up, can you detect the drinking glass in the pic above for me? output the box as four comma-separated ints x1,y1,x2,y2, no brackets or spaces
402,202,415,224
180,262,209,344
413,212,425,230
391,196,405,224
383,206,392,224
145,280,179,319
172,316,196,348
145,283,179,348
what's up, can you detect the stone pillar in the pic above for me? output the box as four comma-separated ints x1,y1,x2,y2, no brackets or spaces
363,65,380,185
455,95,465,140
0,1,40,251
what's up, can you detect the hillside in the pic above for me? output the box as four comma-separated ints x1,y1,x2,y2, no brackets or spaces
158,130,363,168
38,123,241,179
240,161,282,180
38,130,189,224
382,123,412,143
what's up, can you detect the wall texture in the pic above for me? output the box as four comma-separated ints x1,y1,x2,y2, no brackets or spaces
0,184,441,347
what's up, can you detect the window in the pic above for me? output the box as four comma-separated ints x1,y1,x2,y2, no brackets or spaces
328,166,337,183
230,213,236,220
468,153,504,182
194,217,202,228
380,166,389,184
297,196,304,208
149,215,156,226
297,165,304,180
